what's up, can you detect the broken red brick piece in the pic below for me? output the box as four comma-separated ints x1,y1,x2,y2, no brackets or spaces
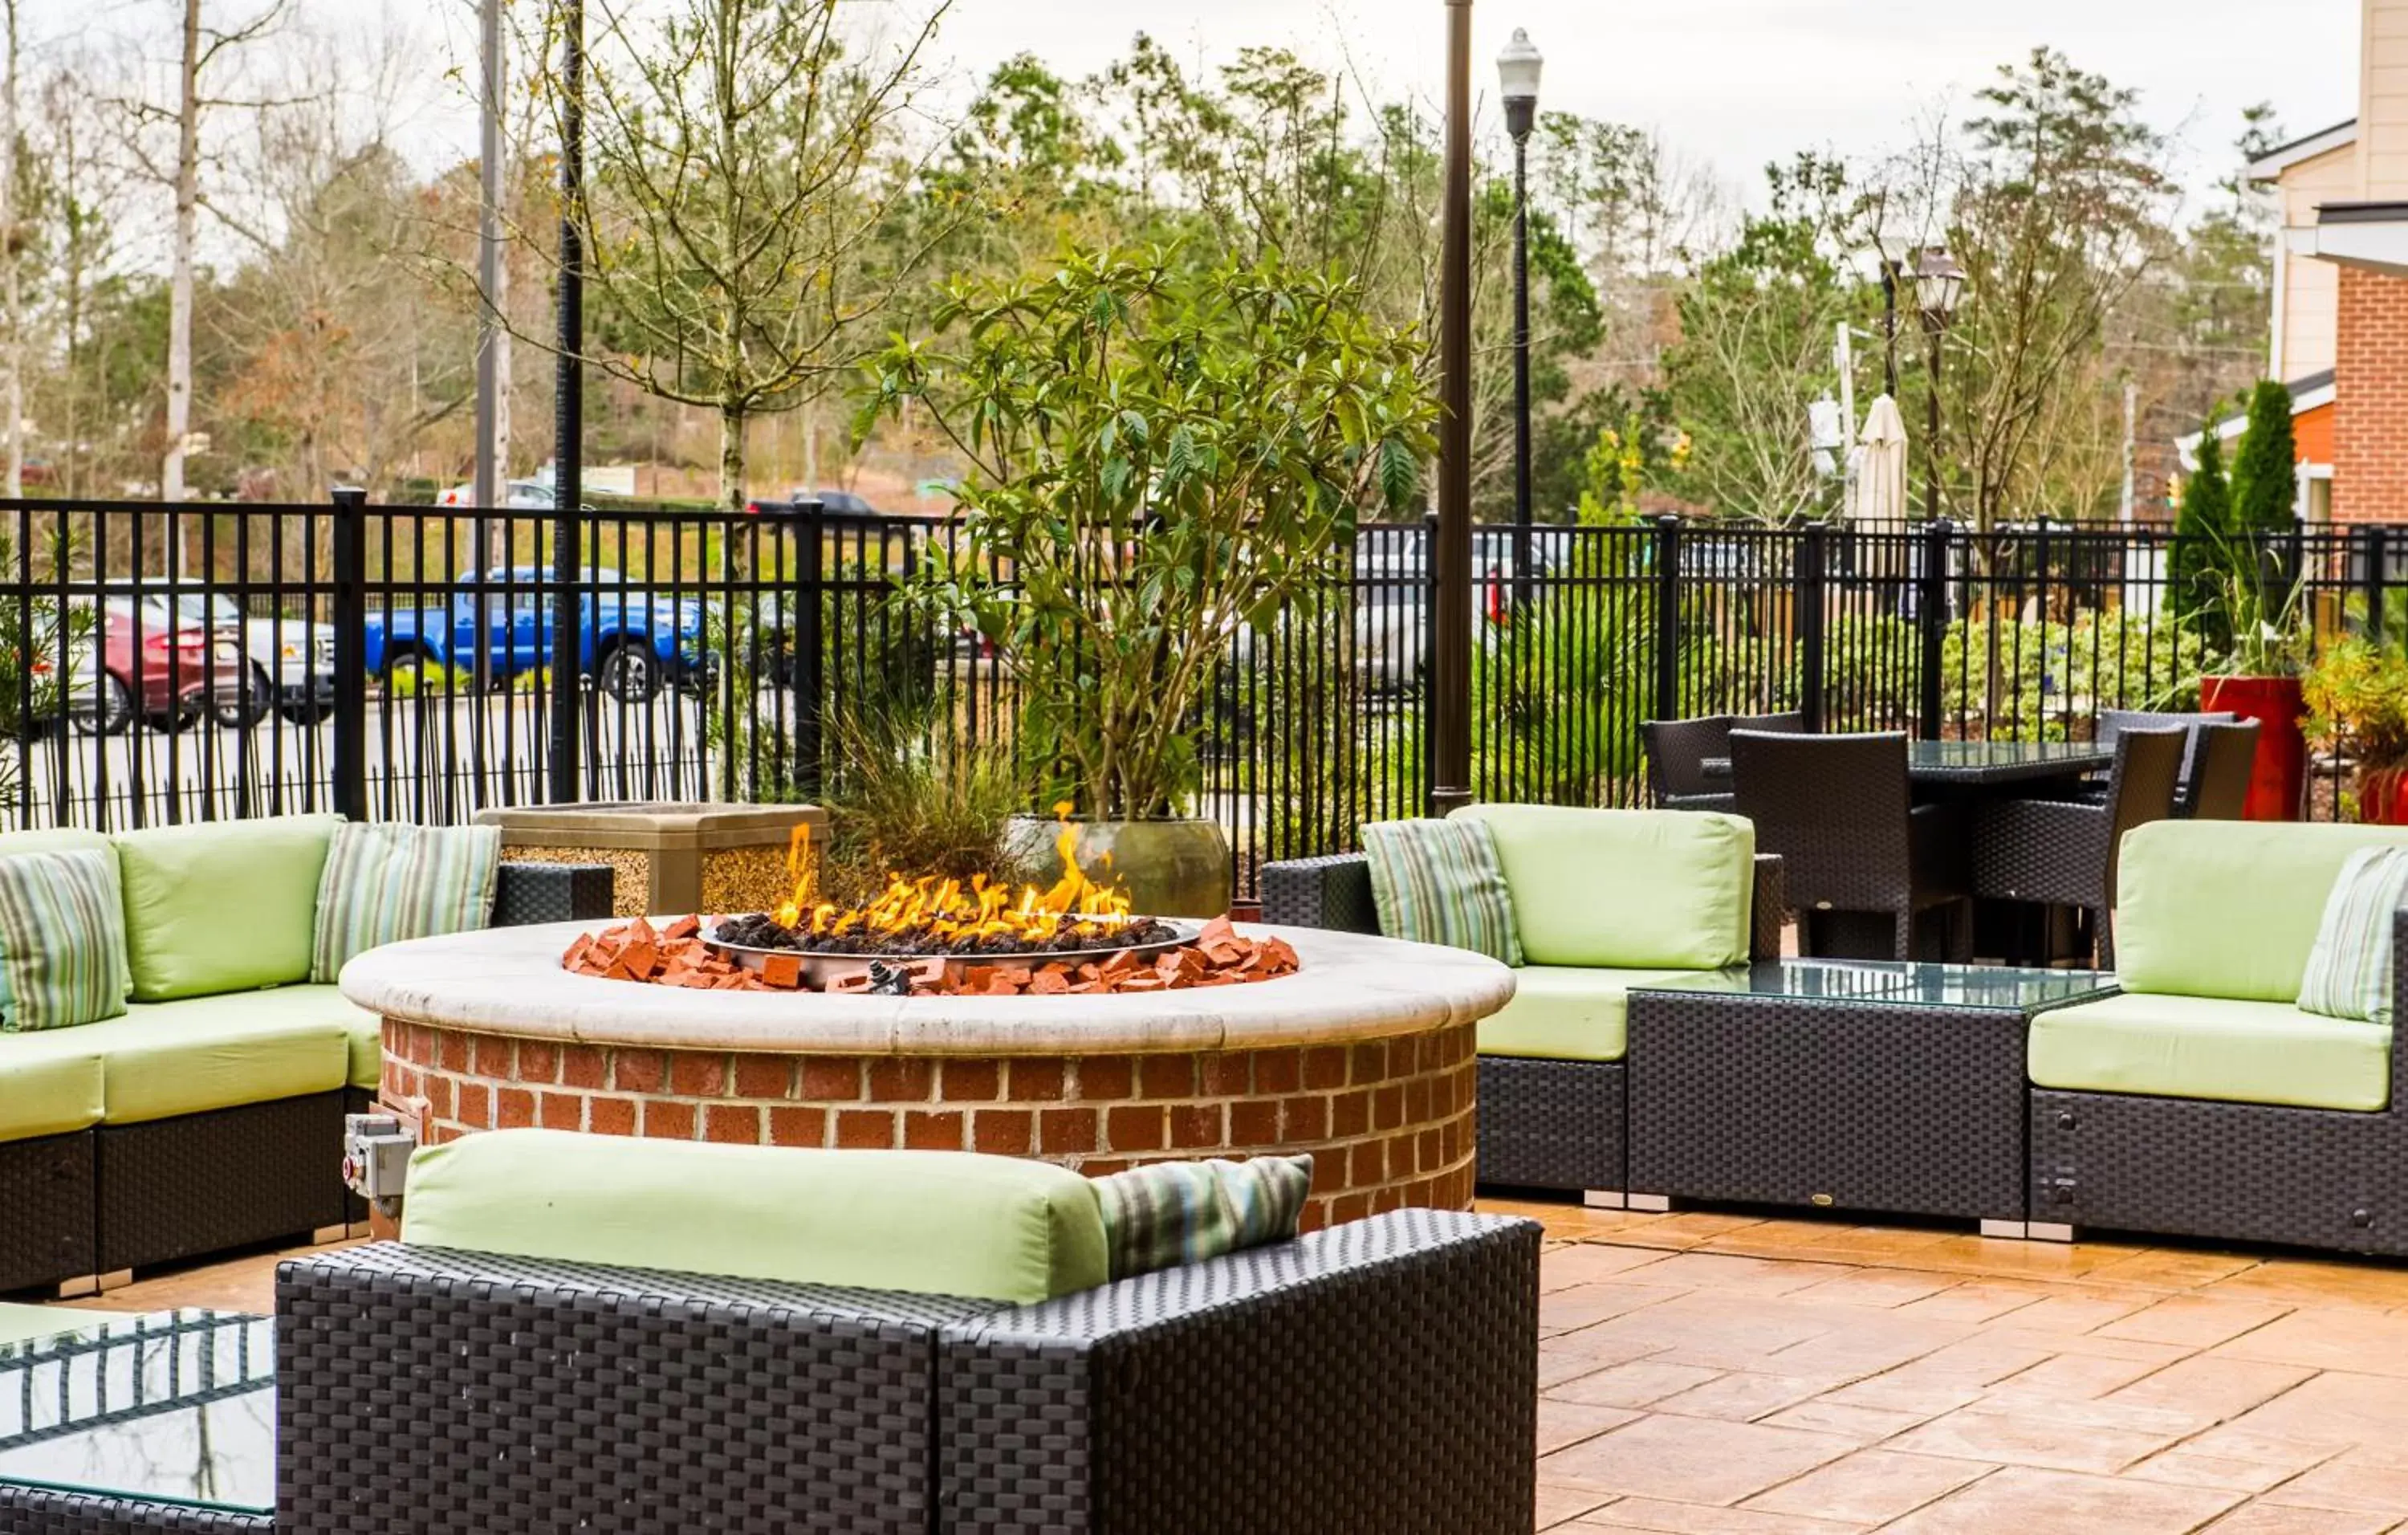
759,953,803,990
662,914,702,942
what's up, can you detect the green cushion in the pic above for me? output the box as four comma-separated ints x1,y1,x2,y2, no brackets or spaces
1362,819,1523,964
0,1304,134,1348
1476,965,1710,1063
346,1008,382,1089
401,1130,1111,1305
1093,1154,1313,1280
112,815,339,1000
0,828,117,869
2117,822,2408,1003
1,986,355,1124
1451,805,1753,970
311,822,502,983
2029,991,2391,1112
0,1042,104,1138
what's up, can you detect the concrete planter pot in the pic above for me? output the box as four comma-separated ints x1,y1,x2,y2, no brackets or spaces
1007,815,1233,920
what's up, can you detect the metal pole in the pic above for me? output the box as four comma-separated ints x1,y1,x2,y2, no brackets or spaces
329,487,367,822
1923,320,1943,523
473,0,503,702
1510,128,1533,612
1430,0,1474,816
1881,263,1899,400
548,0,583,805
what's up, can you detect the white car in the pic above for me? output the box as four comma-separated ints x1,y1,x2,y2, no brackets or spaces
436,478,557,511
122,579,336,727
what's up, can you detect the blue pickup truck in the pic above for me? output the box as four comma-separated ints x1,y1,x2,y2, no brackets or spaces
361,567,710,702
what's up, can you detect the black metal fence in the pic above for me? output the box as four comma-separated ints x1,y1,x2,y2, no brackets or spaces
0,495,2389,898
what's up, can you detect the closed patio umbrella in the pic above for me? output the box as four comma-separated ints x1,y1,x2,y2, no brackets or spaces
1847,393,1909,525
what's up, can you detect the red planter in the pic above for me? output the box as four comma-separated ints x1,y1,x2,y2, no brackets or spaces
2201,674,2308,822
2361,766,2408,826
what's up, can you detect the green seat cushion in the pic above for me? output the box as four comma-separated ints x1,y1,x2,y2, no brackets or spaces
402,1130,1110,1305
2029,991,2391,1112
0,1042,104,1138
0,1304,135,1349
346,1008,382,1090
1477,965,1709,1063
1451,805,1754,971
11,987,356,1124
2118,822,2408,1003
112,815,340,1001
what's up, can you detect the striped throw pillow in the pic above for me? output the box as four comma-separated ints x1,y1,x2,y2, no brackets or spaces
311,823,503,983
2298,845,2408,1025
1093,1154,1315,1281
0,849,131,1032
1361,818,1523,966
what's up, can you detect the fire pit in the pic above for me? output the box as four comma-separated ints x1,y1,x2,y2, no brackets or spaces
346,826,1515,1229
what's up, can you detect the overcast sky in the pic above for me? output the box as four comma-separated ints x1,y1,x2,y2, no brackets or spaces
18,0,2369,208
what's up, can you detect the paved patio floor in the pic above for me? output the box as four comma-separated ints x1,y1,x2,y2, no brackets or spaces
54,1202,2408,1532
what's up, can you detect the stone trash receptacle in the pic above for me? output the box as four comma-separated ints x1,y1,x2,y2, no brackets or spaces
475,801,828,918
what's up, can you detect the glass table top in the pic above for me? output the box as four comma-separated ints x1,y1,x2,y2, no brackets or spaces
0,1309,273,1513
1702,738,2114,785
1635,959,2116,1012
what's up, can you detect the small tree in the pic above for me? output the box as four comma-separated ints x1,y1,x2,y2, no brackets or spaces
2228,380,2299,538
2171,427,2232,653
864,246,1436,820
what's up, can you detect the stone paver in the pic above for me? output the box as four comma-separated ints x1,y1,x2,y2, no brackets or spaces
1491,1196,2408,1532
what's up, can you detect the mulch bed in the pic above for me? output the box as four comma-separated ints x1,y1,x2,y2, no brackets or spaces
562,914,1300,997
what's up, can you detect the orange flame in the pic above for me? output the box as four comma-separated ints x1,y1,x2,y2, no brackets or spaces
770,809,1137,946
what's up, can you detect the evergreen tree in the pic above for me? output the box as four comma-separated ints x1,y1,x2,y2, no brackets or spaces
2228,380,2300,537
2171,427,2232,653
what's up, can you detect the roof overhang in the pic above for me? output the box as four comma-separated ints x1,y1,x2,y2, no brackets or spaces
2250,120,2358,182
2301,202,2408,275
2175,372,2336,467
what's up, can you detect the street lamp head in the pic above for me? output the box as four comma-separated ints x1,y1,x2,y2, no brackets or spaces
1498,28,1542,140
1914,246,1967,327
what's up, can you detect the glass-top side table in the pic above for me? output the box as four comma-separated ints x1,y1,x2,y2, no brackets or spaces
1626,960,2117,1235
0,1309,275,1533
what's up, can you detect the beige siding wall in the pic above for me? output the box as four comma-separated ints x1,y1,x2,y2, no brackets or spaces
2365,0,2408,194
2280,146,2359,380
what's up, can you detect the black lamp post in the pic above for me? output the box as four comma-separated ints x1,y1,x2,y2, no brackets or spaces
549,0,585,804
1914,246,1966,523
1872,234,1909,400
1432,0,1474,816
1499,28,1542,610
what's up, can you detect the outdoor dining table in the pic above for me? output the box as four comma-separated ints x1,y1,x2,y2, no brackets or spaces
1698,738,2115,793
1703,738,2118,964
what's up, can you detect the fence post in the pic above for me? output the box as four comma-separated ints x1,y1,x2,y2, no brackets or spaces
1918,519,1952,740
329,487,368,822
795,498,827,798
2369,524,2390,643
1652,515,1682,723
1422,511,1442,805
1798,523,1827,732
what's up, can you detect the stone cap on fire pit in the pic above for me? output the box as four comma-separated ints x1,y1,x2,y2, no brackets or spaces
338,920,1518,1057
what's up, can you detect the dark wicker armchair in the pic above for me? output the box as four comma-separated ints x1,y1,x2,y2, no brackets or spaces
1971,727,2185,968
275,1210,1541,1535
1729,729,1970,963
2183,720,2262,820
1640,714,1735,812
1260,841,1784,1205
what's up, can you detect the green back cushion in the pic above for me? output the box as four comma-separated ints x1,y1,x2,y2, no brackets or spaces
1452,804,1753,970
2118,822,2408,1002
0,849,130,1032
402,1130,1110,1305
0,829,117,865
112,814,340,1000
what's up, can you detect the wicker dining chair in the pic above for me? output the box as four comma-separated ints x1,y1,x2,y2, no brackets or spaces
2182,719,2263,820
1733,710,1808,736
1641,714,1737,812
1971,726,2186,967
1730,729,1972,962
2097,707,2231,805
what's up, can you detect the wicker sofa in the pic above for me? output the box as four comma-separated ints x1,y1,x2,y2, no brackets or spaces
2030,820,2408,1255
1263,806,1783,1207
0,816,611,1297
275,1132,1542,1535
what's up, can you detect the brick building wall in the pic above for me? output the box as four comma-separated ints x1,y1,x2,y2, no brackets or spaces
2334,264,2408,523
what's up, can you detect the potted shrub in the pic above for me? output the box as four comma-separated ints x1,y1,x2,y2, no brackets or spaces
2199,554,2312,822
2304,637,2408,825
863,247,1435,917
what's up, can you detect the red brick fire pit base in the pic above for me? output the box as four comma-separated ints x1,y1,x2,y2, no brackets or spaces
348,922,1515,1231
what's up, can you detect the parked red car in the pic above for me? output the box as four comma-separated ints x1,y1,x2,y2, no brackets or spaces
58,601,250,736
